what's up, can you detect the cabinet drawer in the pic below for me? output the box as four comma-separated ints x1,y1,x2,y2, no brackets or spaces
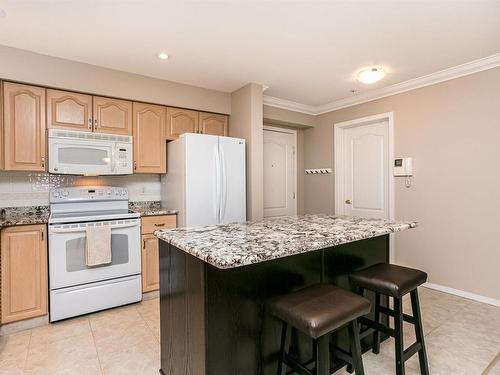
141,215,176,234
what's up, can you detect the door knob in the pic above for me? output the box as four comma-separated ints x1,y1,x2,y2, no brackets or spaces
345,199,352,204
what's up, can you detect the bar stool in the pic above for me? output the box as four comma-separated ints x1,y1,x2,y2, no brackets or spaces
349,263,430,375
269,284,371,375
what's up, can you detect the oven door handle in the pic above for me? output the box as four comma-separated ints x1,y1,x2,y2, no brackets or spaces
50,221,140,233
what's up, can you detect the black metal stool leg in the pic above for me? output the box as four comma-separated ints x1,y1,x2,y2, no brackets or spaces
410,289,430,375
315,335,330,375
372,292,381,354
346,286,366,373
348,320,365,375
394,297,405,375
277,322,289,375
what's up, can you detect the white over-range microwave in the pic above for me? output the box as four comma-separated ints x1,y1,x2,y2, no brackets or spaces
48,129,133,175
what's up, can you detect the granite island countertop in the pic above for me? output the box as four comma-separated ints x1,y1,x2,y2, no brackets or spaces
154,214,417,269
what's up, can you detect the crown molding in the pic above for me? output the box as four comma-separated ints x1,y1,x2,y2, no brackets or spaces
264,53,500,116
263,95,317,115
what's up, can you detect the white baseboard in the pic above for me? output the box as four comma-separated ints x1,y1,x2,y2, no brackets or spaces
423,282,500,308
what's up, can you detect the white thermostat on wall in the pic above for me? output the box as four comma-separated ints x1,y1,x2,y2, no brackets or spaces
394,157,413,177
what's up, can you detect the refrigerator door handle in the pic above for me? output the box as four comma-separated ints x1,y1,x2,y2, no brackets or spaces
220,146,227,222
214,145,221,223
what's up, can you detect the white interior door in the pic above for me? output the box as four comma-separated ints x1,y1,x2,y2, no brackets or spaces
263,127,296,217
341,120,389,219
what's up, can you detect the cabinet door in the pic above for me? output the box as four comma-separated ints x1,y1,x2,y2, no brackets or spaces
1,224,48,323
133,102,166,173
199,112,228,136
3,82,46,171
141,234,159,292
166,107,199,140
93,96,133,135
47,89,93,131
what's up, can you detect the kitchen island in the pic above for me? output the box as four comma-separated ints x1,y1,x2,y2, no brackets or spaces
155,215,416,375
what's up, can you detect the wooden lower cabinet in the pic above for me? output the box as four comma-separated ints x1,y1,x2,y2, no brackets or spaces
141,215,176,293
1,224,48,323
141,235,160,292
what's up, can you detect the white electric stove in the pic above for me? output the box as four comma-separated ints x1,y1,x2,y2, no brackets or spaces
48,187,142,322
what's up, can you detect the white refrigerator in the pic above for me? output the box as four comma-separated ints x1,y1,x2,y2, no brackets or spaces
161,133,246,227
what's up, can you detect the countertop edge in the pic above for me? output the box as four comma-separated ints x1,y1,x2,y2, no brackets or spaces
155,216,417,269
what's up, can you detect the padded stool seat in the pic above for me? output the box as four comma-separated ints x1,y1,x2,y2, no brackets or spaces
349,263,427,298
349,263,429,375
270,284,371,339
269,284,370,375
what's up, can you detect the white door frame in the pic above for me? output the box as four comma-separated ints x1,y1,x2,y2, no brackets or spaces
334,112,395,261
263,125,298,215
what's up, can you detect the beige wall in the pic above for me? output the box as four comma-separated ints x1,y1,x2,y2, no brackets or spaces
304,67,500,300
0,45,230,114
230,83,264,220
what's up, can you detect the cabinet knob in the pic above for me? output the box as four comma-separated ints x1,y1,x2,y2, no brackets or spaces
345,199,352,205
134,161,137,170
88,118,92,129
41,157,45,168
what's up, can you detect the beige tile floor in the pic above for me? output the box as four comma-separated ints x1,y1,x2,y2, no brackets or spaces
0,287,499,375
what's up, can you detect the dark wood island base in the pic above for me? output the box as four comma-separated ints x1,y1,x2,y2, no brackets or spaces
159,235,390,375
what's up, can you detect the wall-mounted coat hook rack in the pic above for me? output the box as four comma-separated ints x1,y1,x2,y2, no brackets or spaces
305,168,333,174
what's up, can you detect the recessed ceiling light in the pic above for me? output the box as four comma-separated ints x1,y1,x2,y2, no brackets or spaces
157,52,169,60
0,8,6,18
357,67,386,84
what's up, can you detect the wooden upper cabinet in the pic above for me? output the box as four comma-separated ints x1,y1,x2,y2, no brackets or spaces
93,96,133,135
133,102,166,174
166,107,199,140
199,112,228,136
47,89,93,131
2,82,46,171
1,224,48,323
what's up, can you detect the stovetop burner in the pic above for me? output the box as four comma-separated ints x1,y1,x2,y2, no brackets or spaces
48,187,139,224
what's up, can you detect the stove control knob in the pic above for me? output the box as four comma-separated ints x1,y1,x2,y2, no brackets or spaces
62,190,69,197
106,189,112,195
121,190,127,195
52,191,60,198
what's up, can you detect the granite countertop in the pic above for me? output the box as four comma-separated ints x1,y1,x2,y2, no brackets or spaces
0,201,177,228
155,214,417,269
0,206,50,228
128,201,178,216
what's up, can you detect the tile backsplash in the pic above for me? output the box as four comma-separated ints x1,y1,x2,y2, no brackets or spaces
0,172,162,207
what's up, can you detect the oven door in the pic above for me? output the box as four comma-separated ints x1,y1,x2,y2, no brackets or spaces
49,137,115,175
48,218,141,289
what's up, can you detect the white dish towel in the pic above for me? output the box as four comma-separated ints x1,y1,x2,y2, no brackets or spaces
85,225,112,266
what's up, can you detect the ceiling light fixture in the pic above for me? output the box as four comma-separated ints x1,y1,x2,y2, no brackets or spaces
356,67,386,84
157,52,169,60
